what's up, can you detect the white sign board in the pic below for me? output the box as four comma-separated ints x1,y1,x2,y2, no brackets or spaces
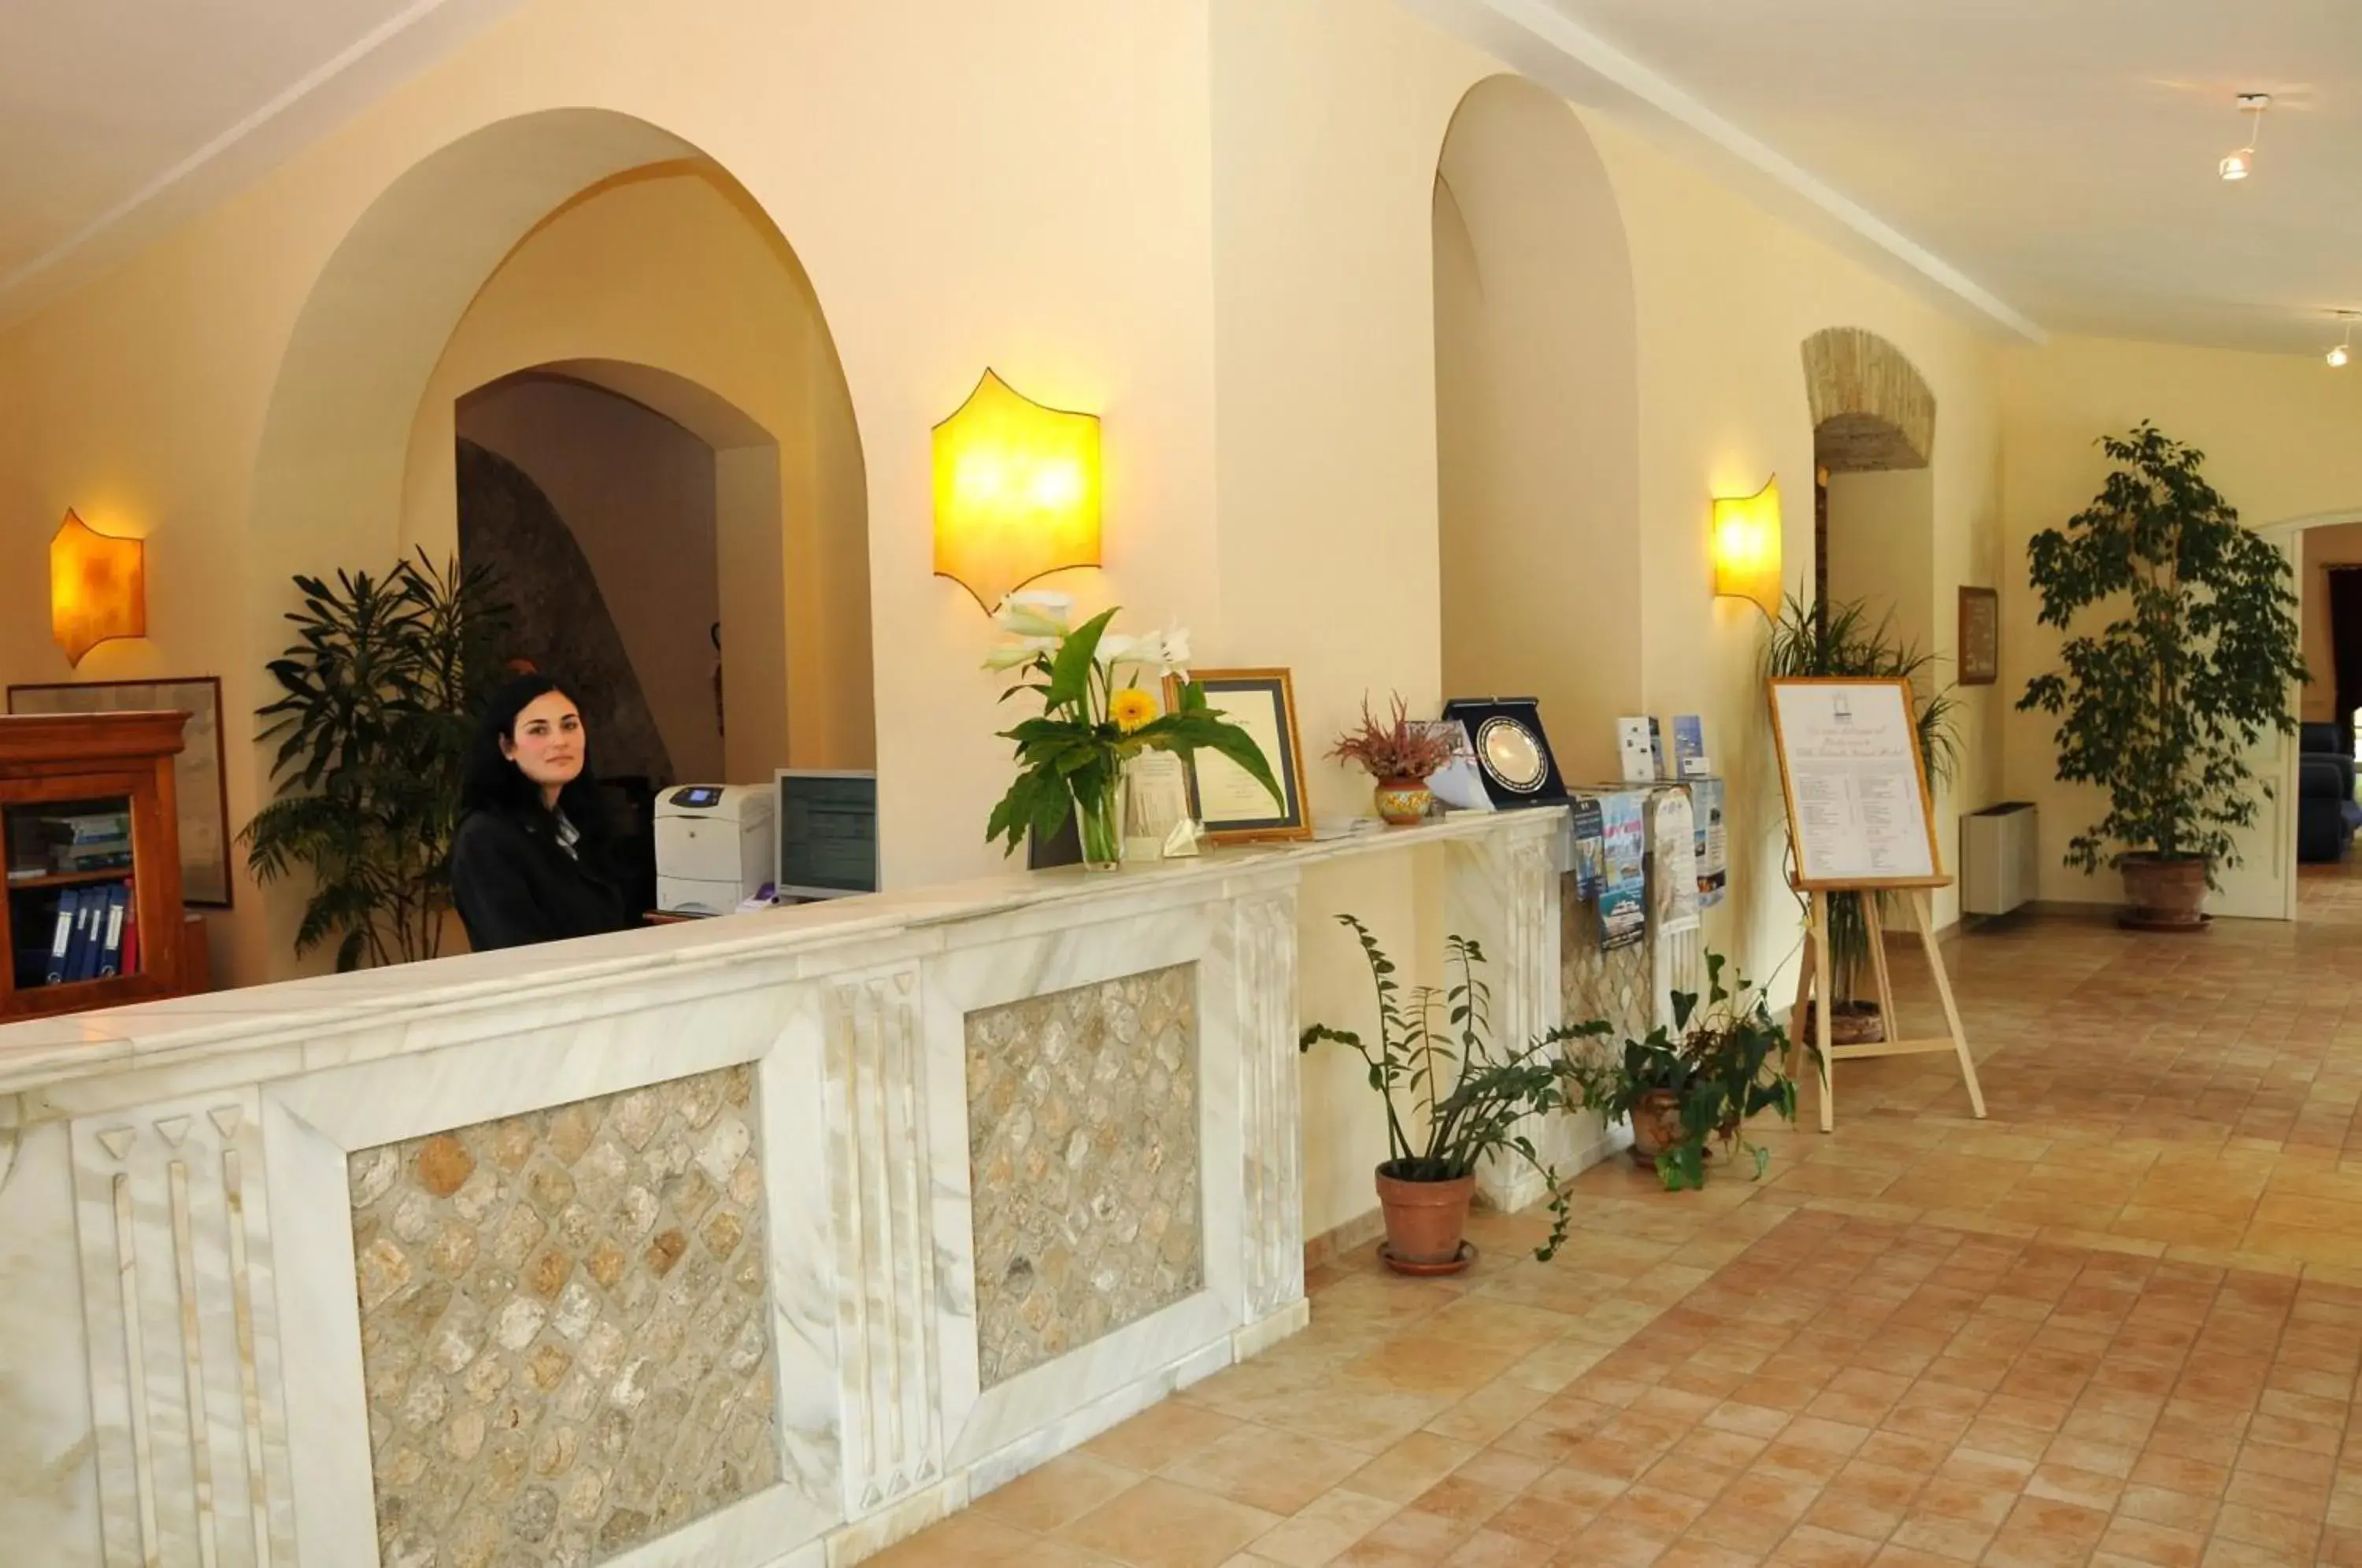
1768,679,1942,888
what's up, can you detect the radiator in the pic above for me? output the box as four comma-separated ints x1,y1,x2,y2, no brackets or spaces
1962,801,2038,915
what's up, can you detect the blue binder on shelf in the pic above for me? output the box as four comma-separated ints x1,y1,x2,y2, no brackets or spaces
97,886,128,978
46,889,80,984
68,891,104,982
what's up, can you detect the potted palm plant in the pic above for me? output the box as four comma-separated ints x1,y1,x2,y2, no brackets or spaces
1300,915,1590,1272
2020,423,2307,929
983,594,1279,867
1765,594,1958,1041
1564,953,1808,1191
1327,693,1457,825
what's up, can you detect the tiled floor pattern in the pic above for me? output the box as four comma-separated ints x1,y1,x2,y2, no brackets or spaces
873,872,2362,1567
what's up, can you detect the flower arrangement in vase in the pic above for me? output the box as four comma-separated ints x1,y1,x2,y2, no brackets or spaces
1327,693,1456,826
983,593,1280,867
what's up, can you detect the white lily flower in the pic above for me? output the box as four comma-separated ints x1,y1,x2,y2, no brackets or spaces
1160,624,1192,674
994,590,1073,638
982,638,1056,671
1095,632,1146,669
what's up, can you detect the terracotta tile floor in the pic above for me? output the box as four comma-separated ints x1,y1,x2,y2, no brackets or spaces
874,872,2362,1567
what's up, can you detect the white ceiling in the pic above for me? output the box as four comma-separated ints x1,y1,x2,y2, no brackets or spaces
0,0,524,324
1505,0,2362,356
2,0,2354,355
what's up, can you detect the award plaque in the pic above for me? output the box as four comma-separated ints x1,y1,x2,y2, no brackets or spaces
1440,697,1568,808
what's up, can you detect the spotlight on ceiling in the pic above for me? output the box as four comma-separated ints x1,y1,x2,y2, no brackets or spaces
2221,93,2270,181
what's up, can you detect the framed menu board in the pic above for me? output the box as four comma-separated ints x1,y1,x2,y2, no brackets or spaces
1766,677,1946,889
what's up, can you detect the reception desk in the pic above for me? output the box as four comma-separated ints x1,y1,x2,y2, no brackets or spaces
0,808,1623,1568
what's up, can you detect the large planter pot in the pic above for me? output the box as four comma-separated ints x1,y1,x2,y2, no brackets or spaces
1374,1161,1475,1274
2120,853,2210,932
1627,1089,1684,1168
1373,778,1433,827
1800,1000,1885,1045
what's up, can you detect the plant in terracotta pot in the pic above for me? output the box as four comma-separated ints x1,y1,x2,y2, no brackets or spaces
1300,915,1590,1272
2020,423,2308,930
1328,693,1457,826
1564,953,1809,1192
1766,594,1959,1042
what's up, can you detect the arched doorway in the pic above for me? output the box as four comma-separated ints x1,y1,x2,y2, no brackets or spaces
1433,76,1639,782
240,110,869,978
1802,327,1938,679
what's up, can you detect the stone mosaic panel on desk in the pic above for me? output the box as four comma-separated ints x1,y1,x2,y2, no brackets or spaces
348,1063,779,1568
967,963,1203,1389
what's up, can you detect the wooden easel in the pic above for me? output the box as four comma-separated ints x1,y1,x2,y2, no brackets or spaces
1789,878,1985,1132
1767,677,1986,1131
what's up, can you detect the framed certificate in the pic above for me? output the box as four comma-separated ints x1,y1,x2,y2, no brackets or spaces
1766,676,1946,890
1164,668,1311,844
1958,586,1999,686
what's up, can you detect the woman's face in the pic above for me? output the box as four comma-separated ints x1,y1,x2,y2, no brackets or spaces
501,691,585,793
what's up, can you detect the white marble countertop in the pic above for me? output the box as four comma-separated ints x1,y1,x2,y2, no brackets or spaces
0,807,1568,1097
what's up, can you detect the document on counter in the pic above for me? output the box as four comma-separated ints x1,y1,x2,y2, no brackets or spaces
1768,679,1938,886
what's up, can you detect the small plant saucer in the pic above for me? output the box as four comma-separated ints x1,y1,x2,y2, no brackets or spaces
1377,1241,1476,1278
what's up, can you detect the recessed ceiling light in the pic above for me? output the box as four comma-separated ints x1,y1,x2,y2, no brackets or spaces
2222,93,2270,181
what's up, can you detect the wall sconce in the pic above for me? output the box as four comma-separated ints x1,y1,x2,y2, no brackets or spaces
1712,475,1782,617
932,368,1101,611
50,509,146,664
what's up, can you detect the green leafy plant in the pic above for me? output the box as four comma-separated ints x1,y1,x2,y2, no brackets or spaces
1564,953,1807,1191
2018,423,2307,882
1299,915,1592,1260
242,553,510,969
1764,594,1958,1011
983,597,1279,861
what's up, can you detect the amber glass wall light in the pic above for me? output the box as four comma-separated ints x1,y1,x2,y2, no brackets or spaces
50,509,146,664
932,369,1101,611
1712,475,1782,616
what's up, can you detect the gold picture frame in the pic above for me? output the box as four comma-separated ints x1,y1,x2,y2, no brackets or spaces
1958,586,1999,686
1161,668,1312,844
1765,675,1947,892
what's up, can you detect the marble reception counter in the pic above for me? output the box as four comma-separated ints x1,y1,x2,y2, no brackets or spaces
0,808,1618,1568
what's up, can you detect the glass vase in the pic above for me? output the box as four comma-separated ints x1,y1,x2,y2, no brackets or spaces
1072,778,1126,871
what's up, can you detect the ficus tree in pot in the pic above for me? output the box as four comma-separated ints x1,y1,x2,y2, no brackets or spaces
1300,915,1591,1274
2019,423,2307,929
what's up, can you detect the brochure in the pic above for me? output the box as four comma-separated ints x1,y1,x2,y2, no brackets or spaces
1616,717,1654,784
1598,793,1647,951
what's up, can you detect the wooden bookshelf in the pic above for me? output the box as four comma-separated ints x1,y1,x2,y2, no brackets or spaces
1,710,196,1020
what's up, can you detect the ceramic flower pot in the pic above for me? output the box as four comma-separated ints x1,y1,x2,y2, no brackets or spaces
1373,778,1433,827
1373,1161,1474,1272
2119,853,2209,931
1800,1000,1885,1045
1627,1088,1705,1169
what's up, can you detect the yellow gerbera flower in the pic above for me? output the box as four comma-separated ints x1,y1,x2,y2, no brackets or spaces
1111,687,1160,733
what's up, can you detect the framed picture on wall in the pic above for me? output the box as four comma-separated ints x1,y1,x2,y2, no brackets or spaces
1958,587,2000,686
8,676,235,907
1161,668,1312,844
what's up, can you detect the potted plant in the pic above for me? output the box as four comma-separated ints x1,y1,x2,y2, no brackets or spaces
1300,915,1590,1273
1764,594,1959,1041
243,553,510,970
983,594,1279,867
2020,423,2308,929
1327,693,1456,826
1564,953,1808,1191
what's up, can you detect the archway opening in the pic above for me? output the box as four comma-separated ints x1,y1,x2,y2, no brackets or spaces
1432,75,1639,782
1801,327,1938,692
240,112,871,980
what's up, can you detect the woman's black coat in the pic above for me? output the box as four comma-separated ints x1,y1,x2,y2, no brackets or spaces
450,805,635,952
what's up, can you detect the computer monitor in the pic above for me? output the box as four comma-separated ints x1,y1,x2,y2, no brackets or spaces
774,770,879,900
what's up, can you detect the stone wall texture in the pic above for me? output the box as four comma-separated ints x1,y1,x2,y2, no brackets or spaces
966,965,1203,1388
1801,325,1937,472
348,1064,779,1568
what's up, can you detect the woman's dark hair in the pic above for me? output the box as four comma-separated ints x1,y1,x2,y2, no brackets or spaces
460,674,608,832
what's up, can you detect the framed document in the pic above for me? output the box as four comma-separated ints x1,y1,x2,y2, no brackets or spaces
1164,668,1311,843
1958,586,1999,686
1766,677,1945,889
9,675,234,907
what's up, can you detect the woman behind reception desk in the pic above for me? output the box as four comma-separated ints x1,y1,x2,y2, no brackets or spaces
450,674,635,951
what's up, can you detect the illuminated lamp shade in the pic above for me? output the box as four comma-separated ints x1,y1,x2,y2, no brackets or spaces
932,368,1101,611
50,509,146,665
1712,475,1783,616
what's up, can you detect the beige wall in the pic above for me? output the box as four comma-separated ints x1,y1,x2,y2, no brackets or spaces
1826,466,1939,697
2301,523,2362,729
1999,336,2362,903
458,374,725,783
0,0,2034,1232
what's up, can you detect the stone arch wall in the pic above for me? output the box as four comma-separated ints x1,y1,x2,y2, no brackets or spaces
1802,326,1935,472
